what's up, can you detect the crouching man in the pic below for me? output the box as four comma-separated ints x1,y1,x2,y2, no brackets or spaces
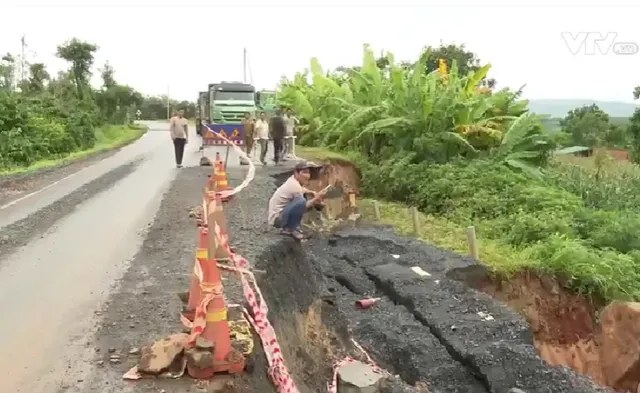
268,160,327,240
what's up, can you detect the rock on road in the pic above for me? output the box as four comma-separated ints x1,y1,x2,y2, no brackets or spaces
0,121,260,393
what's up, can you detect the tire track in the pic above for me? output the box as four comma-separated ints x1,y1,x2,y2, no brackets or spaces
0,158,143,266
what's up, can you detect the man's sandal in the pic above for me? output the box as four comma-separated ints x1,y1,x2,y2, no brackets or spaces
281,229,306,241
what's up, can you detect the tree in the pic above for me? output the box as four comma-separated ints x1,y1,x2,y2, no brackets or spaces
373,44,496,88
602,123,630,148
427,44,496,88
0,37,152,169
560,104,611,146
628,108,640,163
56,38,98,100
20,63,50,94
0,53,16,91
99,61,116,89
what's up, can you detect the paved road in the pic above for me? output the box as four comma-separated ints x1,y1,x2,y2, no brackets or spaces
0,121,266,393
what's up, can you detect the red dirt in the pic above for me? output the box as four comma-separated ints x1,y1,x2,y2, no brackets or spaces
474,271,608,386
307,158,361,195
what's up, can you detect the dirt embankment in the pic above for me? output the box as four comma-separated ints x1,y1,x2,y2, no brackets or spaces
303,156,640,393
466,271,640,393
256,226,611,393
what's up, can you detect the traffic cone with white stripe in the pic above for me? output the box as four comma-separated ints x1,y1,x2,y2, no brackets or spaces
185,192,245,378
182,226,209,322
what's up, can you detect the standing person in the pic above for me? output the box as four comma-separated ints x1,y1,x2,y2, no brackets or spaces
284,108,299,159
269,108,287,165
241,112,255,160
268,160,327,240
169,109,189,168
255,111,270,165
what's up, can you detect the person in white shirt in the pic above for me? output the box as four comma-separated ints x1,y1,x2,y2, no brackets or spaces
267,160,327,240
254,111,270,165
284,108,299,159
169,109,189,168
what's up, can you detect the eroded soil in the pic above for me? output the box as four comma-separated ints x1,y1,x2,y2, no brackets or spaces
468,271,605,385
73,156,619,393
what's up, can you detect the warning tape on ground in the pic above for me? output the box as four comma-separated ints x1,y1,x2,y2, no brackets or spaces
180,122,299,393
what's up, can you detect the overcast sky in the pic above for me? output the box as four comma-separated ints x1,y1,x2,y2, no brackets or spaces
2,1,639,103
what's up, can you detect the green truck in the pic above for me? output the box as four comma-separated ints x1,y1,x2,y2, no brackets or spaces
196,82,257,135
256,90,278,115
195,91,208,136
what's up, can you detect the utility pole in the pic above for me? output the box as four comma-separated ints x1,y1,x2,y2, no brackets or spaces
243,47,247,83
20,34,26,83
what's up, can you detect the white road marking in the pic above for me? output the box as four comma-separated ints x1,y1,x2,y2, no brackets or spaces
0,169,87,211
0,129,151,211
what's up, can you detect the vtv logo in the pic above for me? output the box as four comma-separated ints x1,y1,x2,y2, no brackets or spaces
561,32,639,55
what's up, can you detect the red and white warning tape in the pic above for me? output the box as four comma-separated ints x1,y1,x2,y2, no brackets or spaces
186,124,388,393
181,123,299,393
327,338,391,393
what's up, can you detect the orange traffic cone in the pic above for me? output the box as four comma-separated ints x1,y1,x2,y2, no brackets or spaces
215,152,225,170
214,162,232,201
183,226,209,321
186,256,245,378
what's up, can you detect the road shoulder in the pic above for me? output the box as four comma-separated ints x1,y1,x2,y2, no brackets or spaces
0,124,148,208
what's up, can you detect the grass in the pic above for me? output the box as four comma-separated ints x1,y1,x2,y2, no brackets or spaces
357,199,539,274
555,153,636,171
298,145,538,275
0,123,147,175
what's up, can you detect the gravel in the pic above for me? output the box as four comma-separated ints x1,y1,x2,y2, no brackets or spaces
73,165,280,393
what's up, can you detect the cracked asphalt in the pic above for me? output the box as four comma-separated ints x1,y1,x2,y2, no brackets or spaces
0,123,614,393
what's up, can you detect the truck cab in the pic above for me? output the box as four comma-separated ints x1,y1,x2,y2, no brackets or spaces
195,91,209,135
209,82,256,124
256,90,277,116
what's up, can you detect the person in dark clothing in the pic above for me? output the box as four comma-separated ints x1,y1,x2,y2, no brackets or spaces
269,109,287,165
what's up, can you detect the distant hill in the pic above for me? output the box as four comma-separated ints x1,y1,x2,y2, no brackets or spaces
528,99,639,118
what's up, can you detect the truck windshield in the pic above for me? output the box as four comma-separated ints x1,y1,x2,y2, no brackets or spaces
213,91,254,101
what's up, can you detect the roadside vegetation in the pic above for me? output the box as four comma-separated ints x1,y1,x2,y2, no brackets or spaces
282,43,640,303
0,38,194,173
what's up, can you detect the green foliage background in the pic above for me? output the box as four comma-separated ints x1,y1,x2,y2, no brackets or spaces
0,38,194,171
280,43,640,303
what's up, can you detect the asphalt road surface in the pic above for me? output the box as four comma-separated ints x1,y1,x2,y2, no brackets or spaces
0,121,277,393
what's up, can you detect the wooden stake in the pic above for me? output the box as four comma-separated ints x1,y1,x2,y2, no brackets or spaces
466,226,479,259
372,200,381,220
348,191,356,207
410,207,419,234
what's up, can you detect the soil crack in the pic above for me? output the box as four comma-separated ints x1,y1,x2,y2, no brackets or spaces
364,269,492,392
